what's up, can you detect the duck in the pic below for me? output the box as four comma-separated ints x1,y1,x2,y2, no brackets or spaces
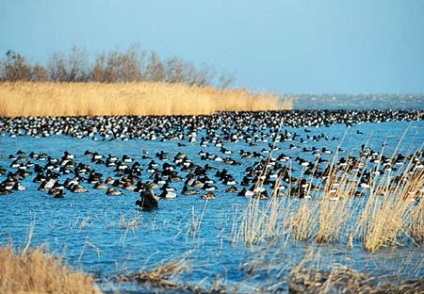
38,178,56,191
182,185,199,195
238,187,255,198
201,191,216,200
49,186,65,198
0,184,12,195
52,189,65,198
62,151,75,160
93,182,109,189
122,155,133,163
159,184,177,199
135,182,160,211
12,181,26,191
224,185,238,193
106,188,123,196
48,181,65,194
253,190,269,199
69,183,88,193
203,183,217,191
159,189,177,199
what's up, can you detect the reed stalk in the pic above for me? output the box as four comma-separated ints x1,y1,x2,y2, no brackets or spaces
232,144,424,251
188,202,208,240
0,82,292,117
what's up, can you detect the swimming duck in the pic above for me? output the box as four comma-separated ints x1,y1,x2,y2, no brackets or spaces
69,183,88,193
201,191,216,200
182,185,199,195
135,182,160,211
0,184,12,195
159,188,177,199
106,188,123,196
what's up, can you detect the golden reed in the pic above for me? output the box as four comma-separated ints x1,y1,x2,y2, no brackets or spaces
0,82,292,117
0,245,100,293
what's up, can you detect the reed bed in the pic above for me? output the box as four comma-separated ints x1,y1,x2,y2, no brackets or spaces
0,82,292,117
231,150,424,252
0,245,100,293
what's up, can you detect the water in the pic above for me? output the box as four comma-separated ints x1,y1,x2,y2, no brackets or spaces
292,93,424,110
0,118,424,292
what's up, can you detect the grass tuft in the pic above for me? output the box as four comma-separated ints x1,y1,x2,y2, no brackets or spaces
115,254,191,290
0,245,100,293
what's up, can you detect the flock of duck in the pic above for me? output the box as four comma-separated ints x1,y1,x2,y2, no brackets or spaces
0,109,422,140
0,109,423,210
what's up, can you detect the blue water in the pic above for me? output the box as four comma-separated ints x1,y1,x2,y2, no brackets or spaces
0,120,424,292
292,93,424,110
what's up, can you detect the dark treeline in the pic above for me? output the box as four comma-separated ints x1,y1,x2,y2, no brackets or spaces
0,45,235,88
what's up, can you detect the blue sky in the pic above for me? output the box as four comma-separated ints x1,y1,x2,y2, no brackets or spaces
1,0,423,93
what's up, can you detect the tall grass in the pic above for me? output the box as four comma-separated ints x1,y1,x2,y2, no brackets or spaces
0,245,100,293
187,202,209,240
232,150,424,251
0,82,292,117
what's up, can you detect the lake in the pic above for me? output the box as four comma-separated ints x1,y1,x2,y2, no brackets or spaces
0,108,423,292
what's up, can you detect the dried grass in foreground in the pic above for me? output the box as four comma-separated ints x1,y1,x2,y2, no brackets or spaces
114,254,193,291
115,260,188,290
113,252,230,293
0,245,100,294
289,264,424,293
0,82,292,117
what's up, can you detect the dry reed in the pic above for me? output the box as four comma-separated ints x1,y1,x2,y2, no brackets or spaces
232,149,424,251
115,253,191,290
232,124,287,246
119,214,143,230
0,245,100,293
289,263,424,293
0,82,292,117
187,202,208,240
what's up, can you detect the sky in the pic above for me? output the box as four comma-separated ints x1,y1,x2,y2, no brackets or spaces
0,0,423,94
